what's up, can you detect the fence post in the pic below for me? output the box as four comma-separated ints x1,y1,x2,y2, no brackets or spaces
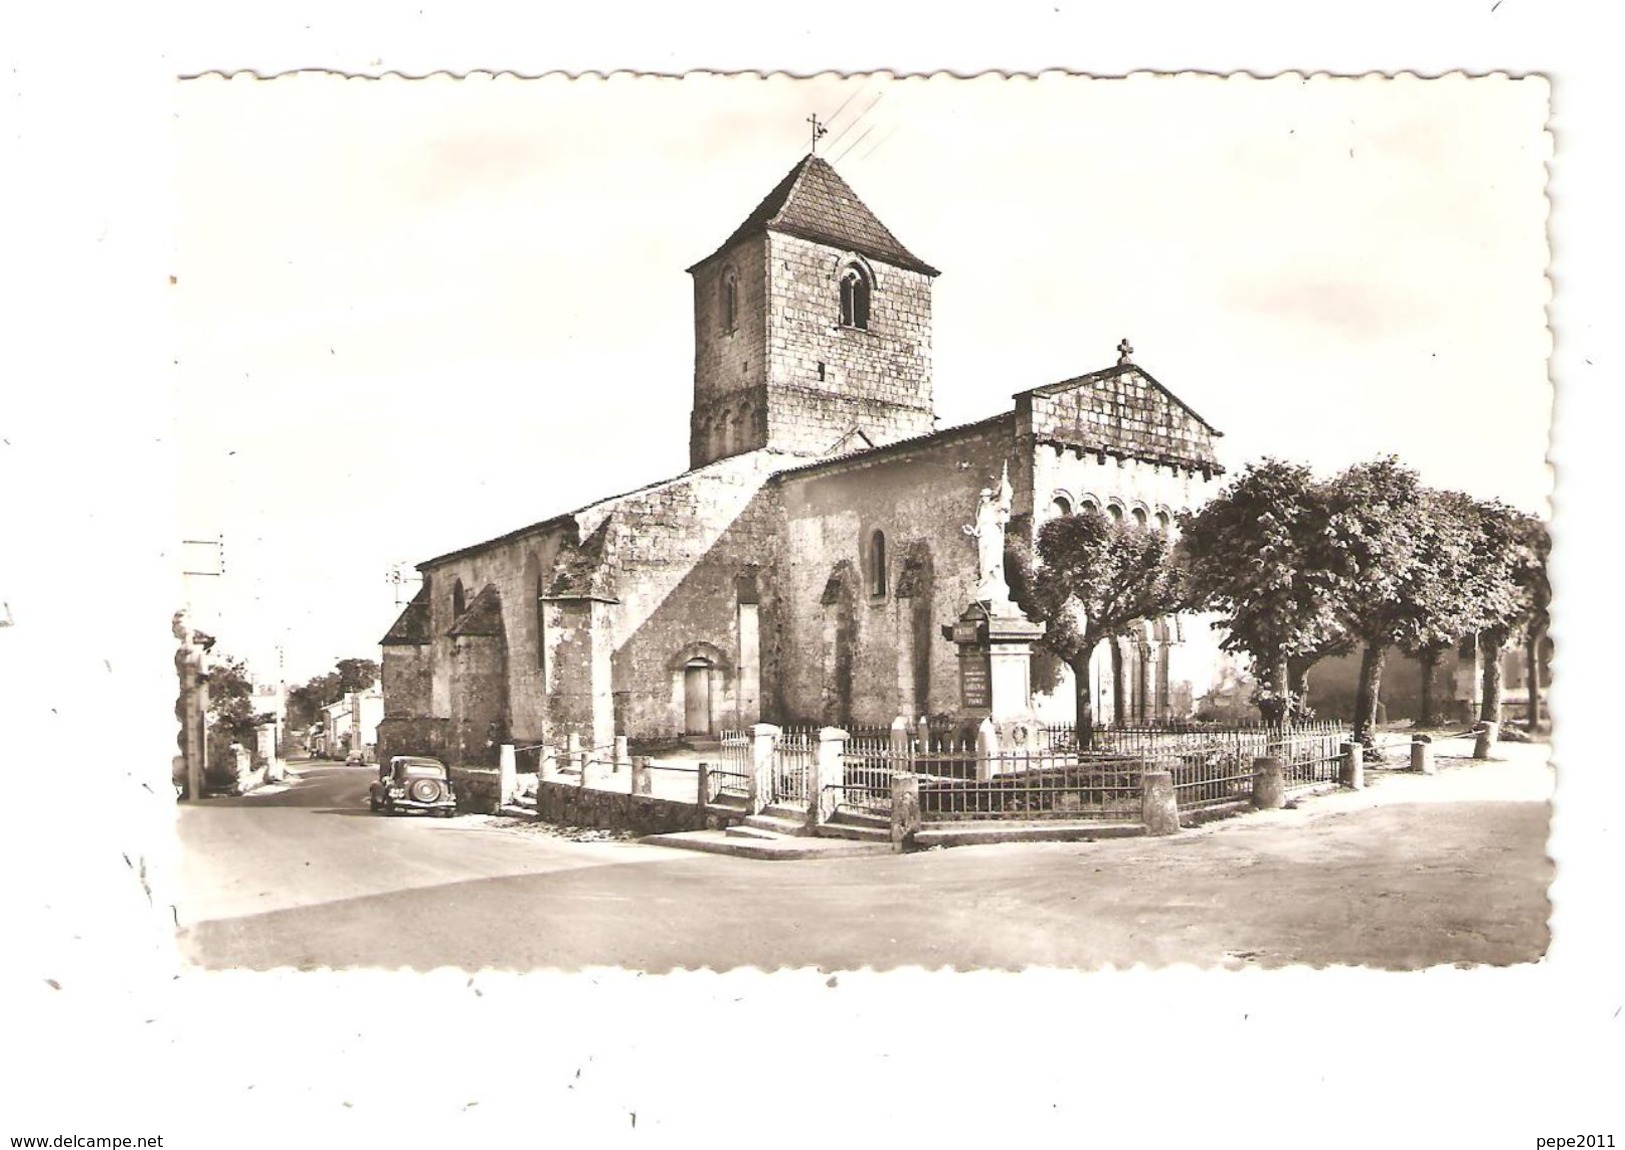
613,735,631,775
1141,765,1179,835
566,731,583,773
540,744,559,783
1340,741,1364,790
697,761,710,810
915,715,930,754
1251,755,1285,810
631,755,652,796
748,722,781,816
1411,735,1436,775
1472,721,1498,760
811,727,849,829
975,717,1000,782
890,772,921,853
497,743,517,808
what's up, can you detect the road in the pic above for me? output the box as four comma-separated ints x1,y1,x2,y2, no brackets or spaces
176,746,1553,970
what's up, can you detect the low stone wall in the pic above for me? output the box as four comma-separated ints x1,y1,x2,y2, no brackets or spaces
452,766,502,815
535,781,720,836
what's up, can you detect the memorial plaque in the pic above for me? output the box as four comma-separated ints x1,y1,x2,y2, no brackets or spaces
959,653,991,710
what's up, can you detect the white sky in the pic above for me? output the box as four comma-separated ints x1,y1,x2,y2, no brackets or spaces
175,72,1552,683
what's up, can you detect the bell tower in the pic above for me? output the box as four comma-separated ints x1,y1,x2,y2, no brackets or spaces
686,154,939,470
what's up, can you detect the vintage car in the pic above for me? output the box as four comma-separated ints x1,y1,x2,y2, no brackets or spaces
368,756,456,816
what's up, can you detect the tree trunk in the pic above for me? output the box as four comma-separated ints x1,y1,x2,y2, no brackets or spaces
1286,653,1317,721
1352,642,1386,745
1110,638,1127,727
1524,628,1544,731
1417,647,1440,728
1070,641,1100,750
1257,655,1291,727
1479,630,1505,725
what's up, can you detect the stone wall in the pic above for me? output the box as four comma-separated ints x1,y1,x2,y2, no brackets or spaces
1019,366,1220,470
375,716,450,766
451,766,502,815
381,644,432,717
762,233,935,457
535,781,718,836
774,419,1010,726
691,234,769,468
448,632,509,767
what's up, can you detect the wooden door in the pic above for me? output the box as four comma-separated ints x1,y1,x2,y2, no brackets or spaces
684,663,712,735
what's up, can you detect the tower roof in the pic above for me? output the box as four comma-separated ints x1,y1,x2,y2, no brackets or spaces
688,154,939,277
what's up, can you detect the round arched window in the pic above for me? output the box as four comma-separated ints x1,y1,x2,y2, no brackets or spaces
1051,496,1072,517
839,265,872,330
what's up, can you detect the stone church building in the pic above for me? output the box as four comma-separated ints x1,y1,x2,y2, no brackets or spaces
378,154,1229,766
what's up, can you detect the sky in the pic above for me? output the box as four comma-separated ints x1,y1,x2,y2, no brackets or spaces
175,72,1553,684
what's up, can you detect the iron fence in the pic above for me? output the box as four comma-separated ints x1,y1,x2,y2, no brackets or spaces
918,753,1145,821
772,728,816,806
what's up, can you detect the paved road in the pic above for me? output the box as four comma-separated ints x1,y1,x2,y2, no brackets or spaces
176,746,1553,971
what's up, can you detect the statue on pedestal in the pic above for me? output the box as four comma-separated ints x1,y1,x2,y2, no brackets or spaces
963,462,1015,612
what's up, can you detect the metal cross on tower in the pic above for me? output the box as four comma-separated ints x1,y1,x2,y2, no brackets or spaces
1117,338,1135,365
807,113,828,154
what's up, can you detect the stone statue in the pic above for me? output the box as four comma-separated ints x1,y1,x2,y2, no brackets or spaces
964,462,1014,609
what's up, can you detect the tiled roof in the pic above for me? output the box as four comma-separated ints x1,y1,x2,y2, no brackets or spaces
447,584,504,637
689,155,939,276
380,585,431,646
769,414,1015,481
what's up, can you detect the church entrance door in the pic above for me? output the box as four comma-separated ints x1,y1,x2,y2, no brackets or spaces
683,661,713,735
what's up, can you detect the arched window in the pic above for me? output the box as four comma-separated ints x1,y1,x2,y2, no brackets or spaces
452,578,466,618
721,271,738,333
868,529,888,598
839,265,871,330
1132,507,1149,528
1155,510,1171,533
1079,497,1101,517
1051,496,1073,518
1107,503,1125,523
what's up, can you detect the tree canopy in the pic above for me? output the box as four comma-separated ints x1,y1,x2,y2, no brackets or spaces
1008,507,1186,746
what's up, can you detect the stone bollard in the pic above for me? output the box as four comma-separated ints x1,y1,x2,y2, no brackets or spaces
1340,742,1364,790
1251,755,1286,810
890,772,921,853
631,755,652,796
566,731,583,773
697,761,711,809
540,744,559,783
498,743,517,807
1411,735,1436,775
613,735,630,774
1472,721,1499,760
975,717,1000,782
915,715,931,754
812,727,849,828
889,715,910,756
1141,768,1180,835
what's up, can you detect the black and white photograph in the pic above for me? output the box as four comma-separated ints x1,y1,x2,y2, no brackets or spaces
170,72,1554,972
3,7,1620,1148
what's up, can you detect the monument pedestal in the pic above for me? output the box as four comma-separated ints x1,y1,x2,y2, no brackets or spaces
945,600,1046,755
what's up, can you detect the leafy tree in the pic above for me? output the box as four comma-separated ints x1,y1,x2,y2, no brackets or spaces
335,657,380,695
1178,459,1343,724
1007,507,1187,748
1471,505,1550,728
1319,457,1426,745
206,654,258,740
1392,489,1487,726
1517,517,1552,730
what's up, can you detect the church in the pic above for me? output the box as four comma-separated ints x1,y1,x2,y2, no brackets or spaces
378,152,1230,767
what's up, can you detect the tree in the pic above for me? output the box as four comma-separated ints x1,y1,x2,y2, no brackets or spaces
1468,506,1550,728
335,657,380,695
1319,457,1426,745
1392,490,1490,726
1179,459,1344,724
1516,517,1552,730
1007,507,1187,748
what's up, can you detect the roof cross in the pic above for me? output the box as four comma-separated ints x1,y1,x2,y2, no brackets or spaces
807,113,828,155
1117,338,1134,365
